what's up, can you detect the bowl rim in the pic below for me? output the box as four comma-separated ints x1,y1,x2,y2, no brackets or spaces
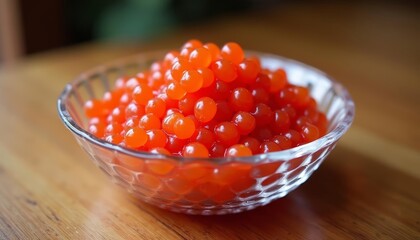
57,50,355,164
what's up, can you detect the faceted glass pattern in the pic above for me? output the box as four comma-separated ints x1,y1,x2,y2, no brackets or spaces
58,51,354,215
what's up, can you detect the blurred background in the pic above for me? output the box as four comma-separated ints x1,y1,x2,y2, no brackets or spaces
0,0,271,64
1,0,418,66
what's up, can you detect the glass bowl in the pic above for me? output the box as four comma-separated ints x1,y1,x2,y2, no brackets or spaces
57,51,354,215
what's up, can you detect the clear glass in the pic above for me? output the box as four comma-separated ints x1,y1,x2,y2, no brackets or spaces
57,51,354,215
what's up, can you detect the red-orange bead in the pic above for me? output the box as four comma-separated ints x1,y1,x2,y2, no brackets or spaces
272,135,293,150
284,129,302,147
183,39,203,49
183,142,209,158
276,86,310,108
166,109,181,117
214,101,234,122
316,112,328,136
132,84,154,105
166,82,187,100
247,56,261,69
189,47,212,68
178,94,198,115
158,92,178,109
105,122,124,136
162,112,182,134
124,117,139,130
209,80,231,100
124,77,141,92
252,127,273,141
124,127,148,148
214,122,240,146
197,67,215,88
232,111,256,135
105,134,124,145
125,102,145,119
273,110,290,133
203,42,221,61
293,86,311,108
163,50,180,67
139,113,161,130
225,144,252,157
84,99,107,118
252,103,274,126
275,87,294,107
174,117,196,139
150,61,162,72
145,129,168,149
164,69,174,82
221,42,244,65
307,97,318,110
302,107,319,122
229,87,254,112
136,72,149,85
179,47,194,61
254,73,271,91
114,76,128,90
194,97,217,123
210,142,226,158
165,135,187,154
186,114,200,129
238,60,260,84
150,147,171,155
171,59,192,82
191,128,216,149
295,116,313,130
259,141,281,153
269,69,287,93
180,70,203,93
211,60,237,83
240,137,260,154
301,123,320,143
103,90,123,111
145,98,166,119
148,71,165,90
250,87,269,104
119,93,132,106
280,106,297,121
109,106,126,123
88,117,106,138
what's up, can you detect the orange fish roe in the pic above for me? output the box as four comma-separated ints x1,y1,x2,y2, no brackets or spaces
84,40,328,157
225,144,252,157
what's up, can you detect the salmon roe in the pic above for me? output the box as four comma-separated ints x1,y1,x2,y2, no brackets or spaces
84,40,328,157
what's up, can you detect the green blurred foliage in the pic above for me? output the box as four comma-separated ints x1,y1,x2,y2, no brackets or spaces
97,0,176,41
67,0,253,43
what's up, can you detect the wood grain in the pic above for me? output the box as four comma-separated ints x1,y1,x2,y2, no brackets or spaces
0,2,419,239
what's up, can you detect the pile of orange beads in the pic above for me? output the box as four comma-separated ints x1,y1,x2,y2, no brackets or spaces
84,40,328,158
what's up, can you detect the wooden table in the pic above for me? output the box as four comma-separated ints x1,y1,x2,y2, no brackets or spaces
1,3,419,239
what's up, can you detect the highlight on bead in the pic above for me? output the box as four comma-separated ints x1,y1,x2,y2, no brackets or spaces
82,39,328,158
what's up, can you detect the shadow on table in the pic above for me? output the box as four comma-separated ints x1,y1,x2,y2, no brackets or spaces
186,157,348,237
